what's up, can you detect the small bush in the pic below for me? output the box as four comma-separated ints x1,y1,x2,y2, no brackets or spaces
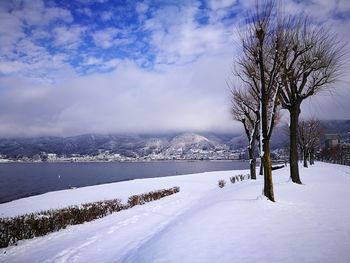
229,174,252,185
218,180,226,188
0,186,180,248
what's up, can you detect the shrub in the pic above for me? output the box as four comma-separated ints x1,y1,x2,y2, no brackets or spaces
229,174,252,185
0,186,180,248
218,180,226,188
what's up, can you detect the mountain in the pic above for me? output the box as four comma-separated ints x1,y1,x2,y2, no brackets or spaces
0,120,349,160
0,132,234,160
167,133,220,152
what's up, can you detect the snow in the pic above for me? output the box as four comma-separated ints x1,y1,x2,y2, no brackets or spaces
1,162,350,263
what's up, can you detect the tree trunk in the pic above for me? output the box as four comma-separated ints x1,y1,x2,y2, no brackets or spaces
310,149,315,165
289,104,302,184
263,139,274,202
249,148,257,180
303,149,308,168
258,141,263,175
257,34,275,201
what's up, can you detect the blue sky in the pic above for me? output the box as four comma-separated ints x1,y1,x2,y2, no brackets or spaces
0,0,349,137
0,0,241,78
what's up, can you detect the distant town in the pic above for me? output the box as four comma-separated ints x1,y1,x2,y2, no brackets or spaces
0,129,349,165
0,148,247,163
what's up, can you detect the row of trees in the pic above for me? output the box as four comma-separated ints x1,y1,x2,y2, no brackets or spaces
320,144,350,165
298,119,322,167
231,1,343,201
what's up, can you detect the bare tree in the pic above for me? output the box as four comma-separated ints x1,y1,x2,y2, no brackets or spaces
235,1,283,201
298,118,322,167
231,88,259,179
278,16,344,183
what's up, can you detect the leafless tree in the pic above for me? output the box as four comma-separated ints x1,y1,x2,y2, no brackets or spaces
278,16,344,183
235,1,283,201
298,118,322,167
231,88,259,179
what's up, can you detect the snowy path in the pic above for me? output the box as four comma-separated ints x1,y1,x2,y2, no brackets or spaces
1,162,350,262
1,190,194,263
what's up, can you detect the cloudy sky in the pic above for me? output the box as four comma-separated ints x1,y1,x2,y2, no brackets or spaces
0,0,349,137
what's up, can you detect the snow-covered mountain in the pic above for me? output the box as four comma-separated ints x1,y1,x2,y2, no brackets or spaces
167,133,219,152
1,120,348,160
0,132,233,160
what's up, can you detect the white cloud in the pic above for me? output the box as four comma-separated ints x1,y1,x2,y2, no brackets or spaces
82,56,121,72
53,25,86,48
337,0,350,12
0,35,70,82
143,2,233,65
207,0,237,11
101,11,113,21
136,2,148,14
0,0,75,79
0,54,236,137
90,27,135,49
80,7,92,17
84,57,104,66
0,60,27,74
0,11,24,56
91,28,120,48
12,0,73,26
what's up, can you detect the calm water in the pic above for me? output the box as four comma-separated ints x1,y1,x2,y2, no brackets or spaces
0,161,249,203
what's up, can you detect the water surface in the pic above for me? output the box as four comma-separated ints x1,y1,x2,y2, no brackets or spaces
0,160,249,203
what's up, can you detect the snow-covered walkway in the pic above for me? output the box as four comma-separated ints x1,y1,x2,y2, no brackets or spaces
1,162,350,263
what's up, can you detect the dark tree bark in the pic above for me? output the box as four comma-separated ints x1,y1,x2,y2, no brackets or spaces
309,149,315,165
259,49,275,201
249,148,257,180
289,103,302,183
257,134,263,175
263,139,274,200
303,150,308,168
259,159,263,176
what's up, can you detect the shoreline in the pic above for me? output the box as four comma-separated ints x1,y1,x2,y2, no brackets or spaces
0,159,248,164
0,167,253,218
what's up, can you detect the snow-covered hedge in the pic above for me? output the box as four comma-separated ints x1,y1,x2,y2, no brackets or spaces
128,187,180,207
230,174,250,184
0,186,180,248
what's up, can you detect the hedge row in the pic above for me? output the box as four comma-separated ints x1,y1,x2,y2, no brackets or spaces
230,174,250,184
0,186,180,248
218,174,251,189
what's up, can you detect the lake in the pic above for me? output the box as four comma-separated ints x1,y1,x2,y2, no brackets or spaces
0,160,250,204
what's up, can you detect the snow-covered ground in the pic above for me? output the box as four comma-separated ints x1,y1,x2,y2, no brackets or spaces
1,162,350,263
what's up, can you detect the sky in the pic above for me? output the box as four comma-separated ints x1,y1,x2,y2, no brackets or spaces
0,0,349,137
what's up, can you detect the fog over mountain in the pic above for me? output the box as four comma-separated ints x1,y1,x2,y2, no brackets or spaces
1,120,349,159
